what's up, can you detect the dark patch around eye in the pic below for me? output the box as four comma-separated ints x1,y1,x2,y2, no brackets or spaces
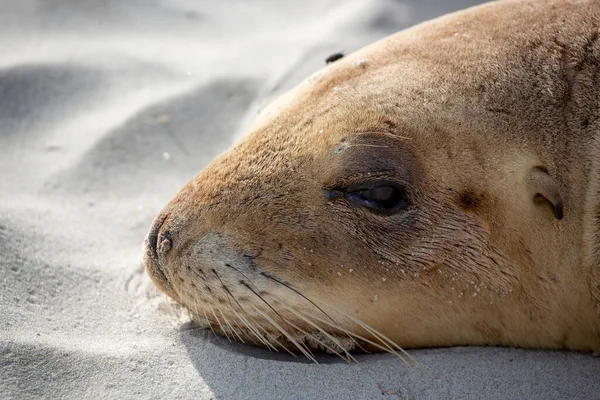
325,131,423,215
334,135,418,181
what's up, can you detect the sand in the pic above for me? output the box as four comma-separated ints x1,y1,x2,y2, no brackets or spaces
1,0,599,399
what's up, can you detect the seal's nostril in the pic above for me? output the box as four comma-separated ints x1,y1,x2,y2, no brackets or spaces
147,215,168,260
158,231,172,255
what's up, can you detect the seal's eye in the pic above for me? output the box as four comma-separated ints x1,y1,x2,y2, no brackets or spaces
345,183,408,214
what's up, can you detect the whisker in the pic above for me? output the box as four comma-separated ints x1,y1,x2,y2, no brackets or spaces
225,308,264,348
283,308,356,363
229,317,252,345
211,269,289,352
223,264,257,288
222,271,304,355
207,262,417,366
224,263,320,322
226,265,349,354
345,144,389,149
299,311,413,367
239,280,287,322
259,273,370,354
251,305,318,363
290,324,348,362
218,309,245,344
240,278,315,357
285,308,358,362
222,265,293,324
243,313,301,359
212,269,243,308
340,312,417,366
188,285,212,328
234,310,275,349
360,131,413,140
208,304,232,342
248,313,296,354
210,269,248,344
232,309,279,352
259,272,336,323
202,309,218,337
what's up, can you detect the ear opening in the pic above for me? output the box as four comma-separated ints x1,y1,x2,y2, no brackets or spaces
527,167,563,220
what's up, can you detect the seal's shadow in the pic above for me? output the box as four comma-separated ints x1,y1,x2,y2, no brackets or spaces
179,321,371,364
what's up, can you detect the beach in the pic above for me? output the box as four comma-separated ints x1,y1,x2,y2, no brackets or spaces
1,0,599,398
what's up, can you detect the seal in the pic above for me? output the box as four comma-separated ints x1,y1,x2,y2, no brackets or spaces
143,0,600,358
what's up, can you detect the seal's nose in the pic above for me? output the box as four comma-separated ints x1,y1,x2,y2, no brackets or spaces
146,218,161,260
146,215,173,259
143,214,174,292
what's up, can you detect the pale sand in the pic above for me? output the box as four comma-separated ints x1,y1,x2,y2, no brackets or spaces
1,1,599,399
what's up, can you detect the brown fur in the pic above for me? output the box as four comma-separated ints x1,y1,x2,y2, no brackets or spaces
143,0,600,354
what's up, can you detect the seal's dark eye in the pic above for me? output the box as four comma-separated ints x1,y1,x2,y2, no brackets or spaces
345,183,408,214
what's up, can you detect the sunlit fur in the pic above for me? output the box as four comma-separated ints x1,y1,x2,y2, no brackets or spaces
143,0,600,360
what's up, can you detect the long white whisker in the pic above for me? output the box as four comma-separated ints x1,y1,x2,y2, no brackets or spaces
208,304,232,342
299,310,413,366
218,309,245,344
272,312,348,361
210,274,248,345
341,313,418,366
228,317,249,345
251,305,318,363
247,313,298,355
232,309,278,352
259,272,336,323
202,309,218,337
360,130,412,140
285,308,357,363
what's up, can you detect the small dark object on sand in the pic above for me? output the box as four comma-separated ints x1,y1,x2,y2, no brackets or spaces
325,52,344,64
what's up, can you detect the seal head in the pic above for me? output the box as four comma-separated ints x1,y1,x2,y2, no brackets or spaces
143,0,600,354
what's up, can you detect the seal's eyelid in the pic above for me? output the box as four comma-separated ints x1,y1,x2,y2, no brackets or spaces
527,167,564,220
